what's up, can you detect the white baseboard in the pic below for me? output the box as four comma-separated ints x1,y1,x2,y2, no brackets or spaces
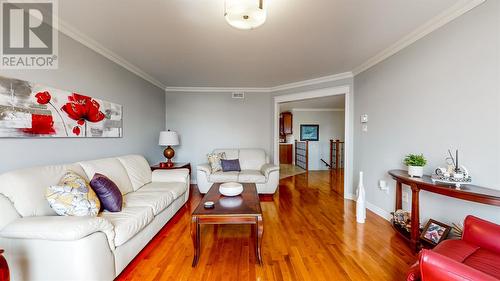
344,193,392,222
366,201,392,221
344,193,356,200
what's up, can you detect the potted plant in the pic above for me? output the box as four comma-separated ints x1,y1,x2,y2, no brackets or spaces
404,154,427,178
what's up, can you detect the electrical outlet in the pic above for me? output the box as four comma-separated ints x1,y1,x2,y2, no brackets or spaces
378,180,389,194
402,192,409,203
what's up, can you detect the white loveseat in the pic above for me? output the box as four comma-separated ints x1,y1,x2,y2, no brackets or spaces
0,155,190,281
197,148,279,194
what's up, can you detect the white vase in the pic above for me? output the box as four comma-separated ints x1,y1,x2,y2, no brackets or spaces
408,166,424,178
356,171,366,224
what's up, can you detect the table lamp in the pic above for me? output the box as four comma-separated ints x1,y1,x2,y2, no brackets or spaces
159,130,179,168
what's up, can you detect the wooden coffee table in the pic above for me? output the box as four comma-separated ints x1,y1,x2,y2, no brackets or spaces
191,183,263,267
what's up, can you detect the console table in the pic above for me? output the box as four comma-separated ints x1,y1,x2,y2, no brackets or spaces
388,169,500,252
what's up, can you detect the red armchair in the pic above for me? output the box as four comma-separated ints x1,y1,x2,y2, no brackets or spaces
407,215,500,281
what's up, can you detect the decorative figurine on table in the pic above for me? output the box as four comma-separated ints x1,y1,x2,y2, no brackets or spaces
431,149,471,189
391,209,412,231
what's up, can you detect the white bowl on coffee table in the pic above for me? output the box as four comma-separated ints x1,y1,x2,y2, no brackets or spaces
219,182,243,196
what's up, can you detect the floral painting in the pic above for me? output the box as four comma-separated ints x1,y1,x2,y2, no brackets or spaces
0,76,122,138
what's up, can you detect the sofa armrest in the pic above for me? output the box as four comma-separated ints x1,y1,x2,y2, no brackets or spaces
420,249,498,281
152,168,189,183
197,163,212,175
406,262,420,281
462,215,500,253
0,216,115,249
261,163,279,179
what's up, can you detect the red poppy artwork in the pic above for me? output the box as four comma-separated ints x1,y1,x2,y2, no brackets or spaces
0,75,122,137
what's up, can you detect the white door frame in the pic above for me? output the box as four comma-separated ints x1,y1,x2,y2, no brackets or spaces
273,85,353,199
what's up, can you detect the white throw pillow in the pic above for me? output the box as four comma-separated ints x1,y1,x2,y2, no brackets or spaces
45,171,100,216
207,152,226,172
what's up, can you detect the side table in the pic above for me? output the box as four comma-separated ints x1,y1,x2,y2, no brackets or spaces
151,162,191,175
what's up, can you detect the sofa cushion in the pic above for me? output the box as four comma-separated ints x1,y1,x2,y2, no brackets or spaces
433,239,480,262
0,216,116,250
213,149,239,160
140,182,187,200
117,155,152,191
46,171,101,216
123,190,174,216
79,158,134,195
463,248,500,279
209,171,239,182
239,149,266,170
90,173,123,212
238,170,266,183
0,163,87,217
99,206,154,247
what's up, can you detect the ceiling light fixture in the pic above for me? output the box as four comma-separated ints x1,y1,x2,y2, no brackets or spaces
224,0,266,30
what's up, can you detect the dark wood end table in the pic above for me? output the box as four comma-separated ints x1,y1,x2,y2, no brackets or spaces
191,183,263,267
151,162,191,175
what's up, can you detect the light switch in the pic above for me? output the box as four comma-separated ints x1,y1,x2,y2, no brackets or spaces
362,124,368,132
360,114,368,123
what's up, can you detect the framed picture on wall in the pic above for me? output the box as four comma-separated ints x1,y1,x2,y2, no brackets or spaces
300,124,319,141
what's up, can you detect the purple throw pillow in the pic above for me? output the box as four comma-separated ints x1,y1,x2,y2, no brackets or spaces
221,159,241,172
90,173,123,212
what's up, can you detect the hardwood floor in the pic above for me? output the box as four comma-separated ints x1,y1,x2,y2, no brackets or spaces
279,164,306,179
116,171,416,281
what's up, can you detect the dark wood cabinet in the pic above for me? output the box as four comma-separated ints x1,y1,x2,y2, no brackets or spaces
279,144,293,164
279,112,293,136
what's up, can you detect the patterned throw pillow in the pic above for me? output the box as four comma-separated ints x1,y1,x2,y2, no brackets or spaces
207,152,226,172
46,171,101,216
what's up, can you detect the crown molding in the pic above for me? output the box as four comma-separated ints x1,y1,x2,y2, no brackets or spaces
165,72,353,93
352,0,486,76
269,72,353,92
164,86,270,93
56,19,166,89
291,108,345,112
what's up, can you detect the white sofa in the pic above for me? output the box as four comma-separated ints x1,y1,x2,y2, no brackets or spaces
197,148,279,194
0,155,190,281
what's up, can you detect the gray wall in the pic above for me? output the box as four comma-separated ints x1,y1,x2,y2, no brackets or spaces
272,78,354,195
165,78,354,185
166,91,272,181
354,0,500,224
290,110,345,170
0,33,166,173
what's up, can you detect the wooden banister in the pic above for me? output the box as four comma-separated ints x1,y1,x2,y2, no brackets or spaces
329,139,344,170
294,140,309,171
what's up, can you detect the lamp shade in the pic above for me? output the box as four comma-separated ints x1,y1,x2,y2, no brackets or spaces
158,131,179,146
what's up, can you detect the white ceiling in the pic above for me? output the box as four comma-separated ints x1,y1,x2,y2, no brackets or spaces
280,95,345,112
59,0,461,88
